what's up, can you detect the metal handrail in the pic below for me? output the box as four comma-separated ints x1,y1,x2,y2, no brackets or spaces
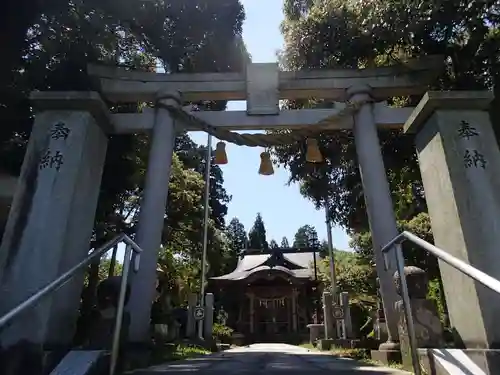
0,233,143,375
381,231,500,375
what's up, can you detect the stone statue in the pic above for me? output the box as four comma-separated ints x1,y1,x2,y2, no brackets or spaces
394,266,429,300
393,266,444,370
84,276,131,349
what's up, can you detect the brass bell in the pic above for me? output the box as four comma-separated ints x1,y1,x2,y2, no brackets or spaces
258,152,274,175
306,138,323,163
214,141,228,165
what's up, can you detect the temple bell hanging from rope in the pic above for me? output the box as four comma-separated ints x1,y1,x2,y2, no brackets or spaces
213,138,324,174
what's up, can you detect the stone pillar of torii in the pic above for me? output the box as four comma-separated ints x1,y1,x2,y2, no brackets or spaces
2,55,499,365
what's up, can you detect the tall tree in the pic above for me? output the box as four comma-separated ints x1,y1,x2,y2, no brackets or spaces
277,0,500,272
248,213,268,251
278,0,499,231
226,217,248,254
280,236,290,248
0,0,248,245
293,225,320,248
175,134,232,229
269,239,279,249
319,239,330,258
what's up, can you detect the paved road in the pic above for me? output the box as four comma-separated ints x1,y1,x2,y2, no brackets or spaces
128,343,411,375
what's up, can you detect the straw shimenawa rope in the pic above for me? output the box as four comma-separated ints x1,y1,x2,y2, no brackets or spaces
157,97,373,148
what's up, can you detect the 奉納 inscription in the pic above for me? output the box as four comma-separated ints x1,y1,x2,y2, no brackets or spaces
39,149,64,171
457,120,479,140
50,122,71,140
463,149,487,169
457,120,487,169
39,122,71,171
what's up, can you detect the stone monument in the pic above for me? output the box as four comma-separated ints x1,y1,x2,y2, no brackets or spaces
186,293,198,338
203,293,214,341
404,91,500,373
340,291,353,339
0,92,110,371
319,291,335,350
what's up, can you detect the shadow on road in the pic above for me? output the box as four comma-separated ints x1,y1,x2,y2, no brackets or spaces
127,347,409,374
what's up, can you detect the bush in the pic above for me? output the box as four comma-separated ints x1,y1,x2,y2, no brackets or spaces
427,278,447,323
150,343,209,366
212,323,234,343
332,347,370,360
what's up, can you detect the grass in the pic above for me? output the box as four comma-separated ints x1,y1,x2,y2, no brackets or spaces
298,343,315,350
298,343,405,371
331,348,404,370
150,342,211,366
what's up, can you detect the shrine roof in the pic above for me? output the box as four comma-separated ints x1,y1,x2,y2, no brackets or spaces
210,248,319,281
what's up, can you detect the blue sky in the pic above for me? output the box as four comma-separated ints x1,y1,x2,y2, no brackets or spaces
187,1,351,250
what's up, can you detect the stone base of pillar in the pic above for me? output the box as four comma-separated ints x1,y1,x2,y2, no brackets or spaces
230,333,245,346
333,338,362,349
0,342,90,375
371,349,402,365
378,340,400,351
318,339,334,351
122,341,154,372
307,323,324,346
418,348,500,375
0,341,44,375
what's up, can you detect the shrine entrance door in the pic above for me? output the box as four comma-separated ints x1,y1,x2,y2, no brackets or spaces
255,296,291,340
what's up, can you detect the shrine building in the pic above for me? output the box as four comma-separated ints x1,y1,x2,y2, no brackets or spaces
210,247,322,343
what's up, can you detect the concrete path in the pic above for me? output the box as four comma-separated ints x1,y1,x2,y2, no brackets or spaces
127,343,411,374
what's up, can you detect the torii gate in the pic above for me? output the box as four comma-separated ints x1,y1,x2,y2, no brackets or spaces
2,55,499,365
85,57,442,350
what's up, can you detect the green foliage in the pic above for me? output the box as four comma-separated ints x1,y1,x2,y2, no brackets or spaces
319,251,377,304
350,212,439,279
1,1,251,331
226,217,248,254
157,153,236,298
293,225,319,248
176,134,234,229
1,0,248,250
212,322,234,343
349,212,448,327
428,278,447,324
248,213,269,251
83,258,123,288
151,343,210,365
318,240,330,258
276,0,500,239
318,249,377,337
157,246,200,307
280,237,290,248
98,258,123,281
331,348,370,361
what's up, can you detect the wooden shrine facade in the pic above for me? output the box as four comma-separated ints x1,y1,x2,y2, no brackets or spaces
211,247,322,342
